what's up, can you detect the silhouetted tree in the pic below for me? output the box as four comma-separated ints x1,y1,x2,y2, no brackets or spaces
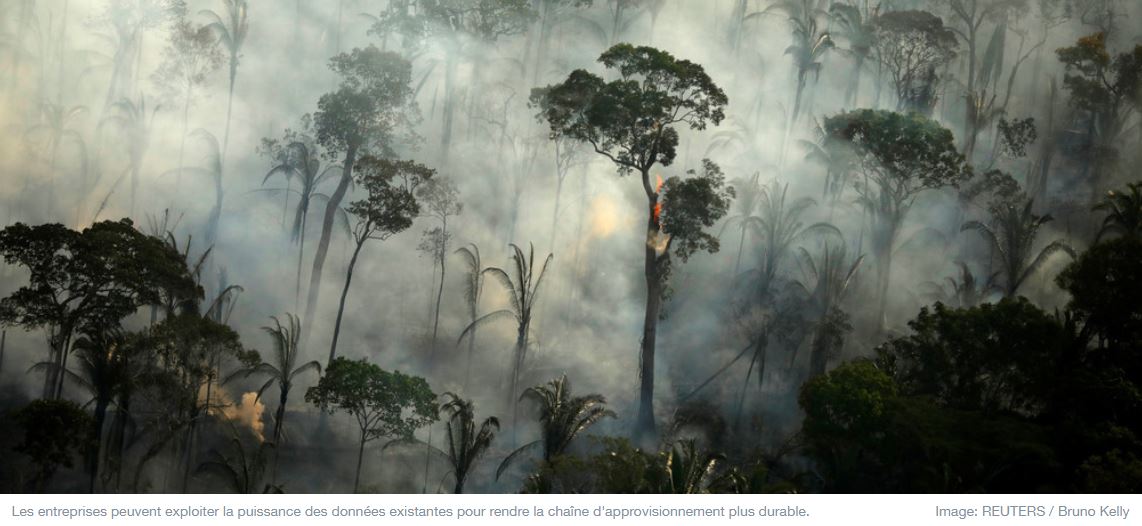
417,177,462,358
199,0,248,166
825,109,972,328
306,357,437,493
962,199,1075,297
532,44,729,439
228,313,321,446
496,374,614,481
458,243,552,429
304,46,418,335
13,399,93,492
870,10,958,114
328,157,432,365
0,219,197,399
1094,181,1142,241
152,18,223,190
439,392,499,493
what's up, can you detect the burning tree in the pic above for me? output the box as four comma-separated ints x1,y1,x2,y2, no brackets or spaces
531,44,730,440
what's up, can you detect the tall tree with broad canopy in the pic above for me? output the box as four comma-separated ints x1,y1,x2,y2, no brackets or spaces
306,357,437,493
328,157,433,365
824,109,972,330
870,10,958,114
1055,33,1142,197
304,46,419,335
0,219,197,399
531,44,730,440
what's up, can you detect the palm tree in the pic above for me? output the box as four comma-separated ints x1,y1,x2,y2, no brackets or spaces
1094,181,1142,241
23,103,88,218
199,0,248,168
439,393,499,493
719,172,764,276
101,96,158,218
457,243,553,428
962,199,1076,297
260,139,341,306
795,243,863,377
828,1,877,107
194,425,280,493
764,0,833,123
919,261,1000,308
229,314,321,447
454,243,486,389
496,374,614,480
183,129,225,246
749,180,840,297
658,439,724,494
799,120,857,205
31,327,132,492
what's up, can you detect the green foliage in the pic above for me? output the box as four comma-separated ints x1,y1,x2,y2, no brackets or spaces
875,298,1066,414
825,109,972,197
660,159,735,262
314,46,419,159
349,157,434,243
13,399,93,491
800,358,1060,492
230,313,321,445
962,199,1075,296
0,219,197,331
1056,33,1142,143
1093,181,1142,241
996,117,1038,158
498,375,614,481
439,393,499,493
306,357,438,443
531,44,727,176
194,425,280,494
800,361,897,440
1057,237,1142,346
521,437,727,494
870,10,958,112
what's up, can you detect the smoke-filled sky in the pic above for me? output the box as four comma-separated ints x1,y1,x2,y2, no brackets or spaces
1,0,1139,492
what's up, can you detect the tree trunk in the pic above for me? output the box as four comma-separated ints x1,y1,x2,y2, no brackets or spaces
873,222,897,332
274,388,288,445
636,181,661,442
175,82,192,192
89,397,109,493
440,48,458,166
734,223,747,276
304,143,358,341
509,328,528,447
328,237,366,366
353,432,366,493
294,209,308,309
845,56,863,107
430,220,447,361
222,57,237,167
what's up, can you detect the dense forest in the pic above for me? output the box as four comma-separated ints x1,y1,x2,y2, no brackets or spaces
0,0,1139,494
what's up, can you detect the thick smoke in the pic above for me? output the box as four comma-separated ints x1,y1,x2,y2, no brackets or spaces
0,0,1137,492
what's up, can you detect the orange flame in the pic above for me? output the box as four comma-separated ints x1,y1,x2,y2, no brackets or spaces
652,173,665,226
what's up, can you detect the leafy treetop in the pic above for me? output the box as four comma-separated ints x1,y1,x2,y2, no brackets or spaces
530,44,727,183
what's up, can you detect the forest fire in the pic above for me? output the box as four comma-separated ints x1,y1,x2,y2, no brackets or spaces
0,0,1137,498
